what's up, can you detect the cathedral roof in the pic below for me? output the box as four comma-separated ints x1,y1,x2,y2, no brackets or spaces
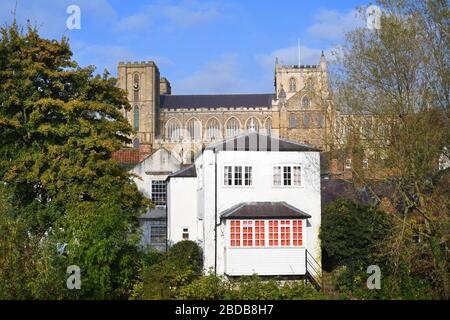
160,93,275,109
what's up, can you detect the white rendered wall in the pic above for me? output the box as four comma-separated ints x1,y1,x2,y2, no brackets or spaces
199,149,321,276
167,177,199,245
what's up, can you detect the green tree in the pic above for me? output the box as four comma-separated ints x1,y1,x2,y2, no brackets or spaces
0,21,150,299
332,0,449,298
320,200,392,269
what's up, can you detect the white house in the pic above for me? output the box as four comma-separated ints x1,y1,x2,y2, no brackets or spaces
167,132,322,281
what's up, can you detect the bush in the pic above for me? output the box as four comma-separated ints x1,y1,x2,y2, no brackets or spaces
168,240,203,274
320,200,392,270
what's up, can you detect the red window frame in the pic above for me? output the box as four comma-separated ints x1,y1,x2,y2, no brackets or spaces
254,220,265,246
268,220,279,246
293,220,303,246
280,220,291,246
242,220,253,246
230,220,241,247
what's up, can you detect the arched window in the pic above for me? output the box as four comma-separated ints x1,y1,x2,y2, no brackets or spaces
166,118,182,141
264,117,272,135
133,105,139,131
318,115,325,128
289,78,296,92
226,118,240,137
302,96,310,109
186,118,202,141
206,118,221,140
133,138,140,149
289,114,297,128
303,115,310,128
246,117,260,132
133,73,139,101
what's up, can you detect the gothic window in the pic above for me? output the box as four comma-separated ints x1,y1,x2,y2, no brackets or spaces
302,96,310,109
289,78,296,92
186,118,202,141
289,113,297,128
166,118,182,141
132,138,140,149
133,105,139,131
206,118,221,140
303,115,310,128
318,115,325,128
226,118,240,137
133,73,139,101
246,117,260,132
264,117,272,135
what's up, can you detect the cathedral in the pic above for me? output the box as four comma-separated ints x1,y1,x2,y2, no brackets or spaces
116,52,335,162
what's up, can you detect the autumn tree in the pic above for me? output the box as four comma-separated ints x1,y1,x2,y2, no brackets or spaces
0,21,150,299
332,0,449,298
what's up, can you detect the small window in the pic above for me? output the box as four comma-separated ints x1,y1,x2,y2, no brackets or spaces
289,114,297,128
242,221,253,247
302,96,310,108
182,228,189,240
283,166,292,186
133,106,139,131
151,180,167,206
274,165,301,187
244,166,252,186
133,138,140,149
293,166,301,186
289,78,296,92
150,225,166,244
303,115,310,128
234,166,242,186
363,158,369,169
345,158,352,169
224,166,233,186
318,115,325,128
230,221,241,247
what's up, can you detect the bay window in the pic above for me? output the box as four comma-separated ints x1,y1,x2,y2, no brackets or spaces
229,220,303,248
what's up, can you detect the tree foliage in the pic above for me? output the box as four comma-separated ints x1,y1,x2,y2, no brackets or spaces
0,21,150,299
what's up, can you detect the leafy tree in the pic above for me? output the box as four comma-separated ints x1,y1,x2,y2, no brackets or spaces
320,200,392,269
331,0,449,298
0,21,150,299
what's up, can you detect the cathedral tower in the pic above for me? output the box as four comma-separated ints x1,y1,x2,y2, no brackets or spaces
117,61,161,150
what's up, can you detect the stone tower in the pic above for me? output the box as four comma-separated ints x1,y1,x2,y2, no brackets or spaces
117,61,161,151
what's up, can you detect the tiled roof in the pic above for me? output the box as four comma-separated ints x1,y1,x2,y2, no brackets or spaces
112,148,148,167
220,202,311,219
160,93,275,109
206,132,321,152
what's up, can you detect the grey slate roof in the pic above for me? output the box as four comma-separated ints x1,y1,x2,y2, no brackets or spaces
168,164,197,179
220,202,311,220
206,132,321,152
160,93,275,109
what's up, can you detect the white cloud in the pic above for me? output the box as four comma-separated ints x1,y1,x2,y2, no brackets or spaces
175,54,244,94
307,9,364,41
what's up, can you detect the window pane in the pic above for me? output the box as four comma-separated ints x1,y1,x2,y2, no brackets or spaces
151,180,167,206
283,167,292,186
224,166,232,186
255,220,265,246
234,166,242,186
150,225,166,244
268,220,279,246
273,166,281,186
280,220,291,246
293,166,301,186
244,166,252,186
293,220,303,246
230,220,241,247
242,220,253,246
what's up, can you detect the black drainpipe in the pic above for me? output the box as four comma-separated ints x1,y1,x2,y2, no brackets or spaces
214,147,218,275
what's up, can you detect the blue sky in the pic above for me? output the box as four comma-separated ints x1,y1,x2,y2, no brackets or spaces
0,0,368,94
